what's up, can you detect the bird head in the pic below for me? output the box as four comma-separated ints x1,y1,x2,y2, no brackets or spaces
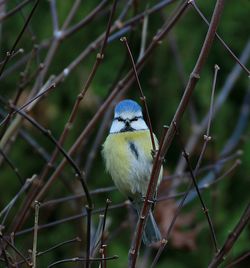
109,99,148,133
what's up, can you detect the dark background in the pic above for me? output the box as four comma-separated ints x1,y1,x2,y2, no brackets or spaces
0,0,249,267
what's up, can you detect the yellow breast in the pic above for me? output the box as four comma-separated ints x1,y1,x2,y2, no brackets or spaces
102,130,160,198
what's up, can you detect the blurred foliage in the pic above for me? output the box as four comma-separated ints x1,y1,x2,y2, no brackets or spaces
0,0,249,267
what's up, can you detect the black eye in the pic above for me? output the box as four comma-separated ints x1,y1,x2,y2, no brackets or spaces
130,116,142,122
131,117,138,122
115,117,124,122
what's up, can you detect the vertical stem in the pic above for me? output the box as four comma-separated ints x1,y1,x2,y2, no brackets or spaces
208,202,250,268
130,0,225,266
85,205,92,268
120,36,156,152
100,199,111,268
32,201,40,268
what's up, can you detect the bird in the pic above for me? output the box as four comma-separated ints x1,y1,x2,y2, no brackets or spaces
102,99,162,246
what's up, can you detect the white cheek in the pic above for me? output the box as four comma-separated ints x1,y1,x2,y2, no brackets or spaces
131,119,148,130
109,121,124,133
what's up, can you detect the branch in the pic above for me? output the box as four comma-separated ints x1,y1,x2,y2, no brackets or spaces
129,0,225,266
0,0,40,78
208,202,250,268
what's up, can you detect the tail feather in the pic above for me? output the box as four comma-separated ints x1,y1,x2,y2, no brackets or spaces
133,202,161,246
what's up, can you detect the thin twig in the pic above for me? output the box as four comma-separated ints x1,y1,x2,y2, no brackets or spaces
138,6,149,61
49,0,59,34
226,251,250,268
17,237,81,265
47,255,119,268
32,201,40,268
146,0,226,266
185,87,250,204
40,186,116,208
0,234,31,267
85,205,92,268
6,105,92,212
0,0,40,78
176,39,250,173
174,123,218,252
100,199,111,268
15,202,126,237
36,0,189,218
0,148,23,184
208,202,250,268
191,0,250,76
194,64,220,174
0,237,12,267
0,175,37,224
0,0,33,22
121,36,156,152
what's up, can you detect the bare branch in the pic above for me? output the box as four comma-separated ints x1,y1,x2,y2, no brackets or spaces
208,202,250,268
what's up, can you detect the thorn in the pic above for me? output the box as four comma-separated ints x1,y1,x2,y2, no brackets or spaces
120,36,127,42
96,53,104,60
236,159,242,165
39,63,45,70
63,68,69,77
129,249,136,255
161,238,168,245
214,64,220,70
191,72,200,79
34,200,41,207
202,207,209,213
203,134,212,141
106,198,112,204
115,20,123,29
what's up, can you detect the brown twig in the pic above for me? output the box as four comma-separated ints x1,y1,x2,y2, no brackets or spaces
17,237,81,265
0,234,31,267
85,205,92,268
47,255,119,268
0,175,37,225
191,0,250,76
0,48,24,66
130,0,225,266
120,36,156,152
174,123,218,252
226,251,250,268
0,0,33,22
194,64,219,174
36,0,189,220
34,0,118,207
62,0,108,40
5,104,92,222
0,237,12,268
100,199,111,268
175,40,250,174
15,202,126,237
31,201,40,268
40,186,116,208
0,0,40,78
0,148,23,184
152,63,222,268
208,202,250,268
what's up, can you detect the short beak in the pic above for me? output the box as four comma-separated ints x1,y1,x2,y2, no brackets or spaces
125,119,130,127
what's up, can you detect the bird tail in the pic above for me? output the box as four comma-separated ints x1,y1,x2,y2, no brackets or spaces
133,202,162,246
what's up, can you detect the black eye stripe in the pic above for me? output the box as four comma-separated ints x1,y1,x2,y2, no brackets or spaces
114,116,142,122
130,116,142,122
114,117,125,122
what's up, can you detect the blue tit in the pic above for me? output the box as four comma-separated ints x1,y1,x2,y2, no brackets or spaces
102,99,162,246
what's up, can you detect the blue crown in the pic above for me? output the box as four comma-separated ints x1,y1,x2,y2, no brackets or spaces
115,99,142,114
